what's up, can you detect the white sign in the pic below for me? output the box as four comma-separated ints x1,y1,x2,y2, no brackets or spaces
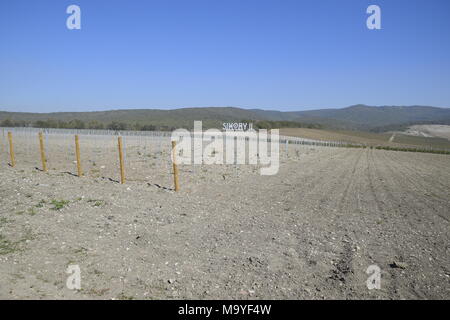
222,122,253,131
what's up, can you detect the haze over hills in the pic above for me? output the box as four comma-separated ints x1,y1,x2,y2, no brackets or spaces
1,105,450,132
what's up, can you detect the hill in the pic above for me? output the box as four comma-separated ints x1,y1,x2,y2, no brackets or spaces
1,105,449,131
290,105,450,130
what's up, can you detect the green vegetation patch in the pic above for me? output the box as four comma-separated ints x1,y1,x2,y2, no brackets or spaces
87,199,106,207
50,199,70,211
0,234,18,255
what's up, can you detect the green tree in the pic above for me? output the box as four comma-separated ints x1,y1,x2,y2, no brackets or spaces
1,119,14,127
107,121,128,131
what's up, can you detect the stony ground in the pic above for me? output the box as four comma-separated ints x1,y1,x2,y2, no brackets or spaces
0,145,449,299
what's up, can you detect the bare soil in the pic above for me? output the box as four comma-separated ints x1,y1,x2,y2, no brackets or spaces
0,140,449,299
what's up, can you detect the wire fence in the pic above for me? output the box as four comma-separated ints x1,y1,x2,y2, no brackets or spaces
0,127,175,185
0,127,357,188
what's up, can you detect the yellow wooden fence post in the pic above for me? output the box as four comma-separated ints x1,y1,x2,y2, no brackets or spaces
38,132,47,172
75,135,83,177
8,131,15,167
118,136,125,184
171,140,180,192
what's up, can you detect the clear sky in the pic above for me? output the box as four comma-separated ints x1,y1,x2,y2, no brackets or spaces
1,0,449,112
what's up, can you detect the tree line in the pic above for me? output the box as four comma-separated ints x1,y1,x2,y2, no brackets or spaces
0,119,178,131
1,118,322,131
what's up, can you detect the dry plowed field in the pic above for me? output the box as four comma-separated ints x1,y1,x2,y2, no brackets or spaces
1,144,449,299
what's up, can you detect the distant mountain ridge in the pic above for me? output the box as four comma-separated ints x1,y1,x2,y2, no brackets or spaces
293,105,450,129
1,105,450,131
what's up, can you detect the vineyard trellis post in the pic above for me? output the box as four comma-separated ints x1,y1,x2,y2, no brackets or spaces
38,132,47,172
8,131,15,167
118,136,125,184
171,140,180,192
75,134,83,177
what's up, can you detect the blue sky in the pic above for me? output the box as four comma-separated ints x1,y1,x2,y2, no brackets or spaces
1,0,449,112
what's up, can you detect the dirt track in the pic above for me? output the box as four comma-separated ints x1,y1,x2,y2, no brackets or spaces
0,146,449,299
